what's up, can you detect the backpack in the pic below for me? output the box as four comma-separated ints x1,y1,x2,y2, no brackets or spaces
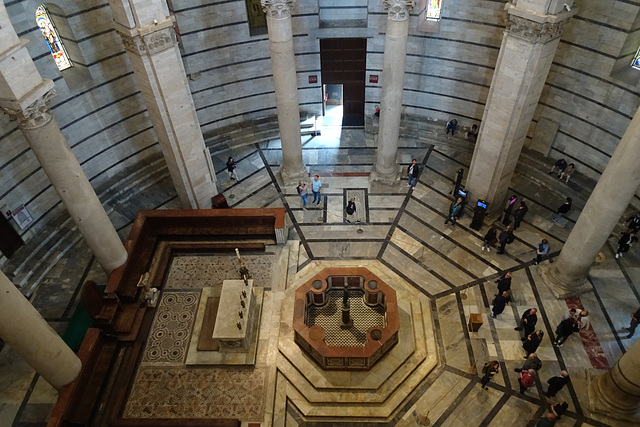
506,233,515,244
482,362,491,374
297,185,302,195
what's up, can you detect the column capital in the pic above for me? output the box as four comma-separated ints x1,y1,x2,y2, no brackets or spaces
261,0,296,19
118,24,176,56
1,88,56,129
506,13,568,44
382,0,415,21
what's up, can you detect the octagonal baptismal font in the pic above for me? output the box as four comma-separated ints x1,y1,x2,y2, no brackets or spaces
293,267,399,370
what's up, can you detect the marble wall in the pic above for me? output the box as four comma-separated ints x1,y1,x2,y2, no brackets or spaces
2,0,640,259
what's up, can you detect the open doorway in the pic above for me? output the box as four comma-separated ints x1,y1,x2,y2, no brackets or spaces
322,83,343,127
320,38,366,127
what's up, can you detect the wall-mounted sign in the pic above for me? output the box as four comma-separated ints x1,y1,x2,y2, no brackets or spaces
309,75,318,84
11,204,33,230
369,75,379,83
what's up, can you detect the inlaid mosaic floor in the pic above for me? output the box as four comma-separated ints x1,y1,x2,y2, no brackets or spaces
164,253,274,289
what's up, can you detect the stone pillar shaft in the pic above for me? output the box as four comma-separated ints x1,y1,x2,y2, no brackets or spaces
0,6,127,273
0,270,81,390
589,338,640,418
544,103,640,295
370,0,414,184
466,3,573,214
110,0,217,209
262,0,307,184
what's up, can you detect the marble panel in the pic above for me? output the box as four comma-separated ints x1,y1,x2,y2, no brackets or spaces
300,224,391,241
368,195,405,209
406,370,471,423
488,395,539,427
439,382,501,427
382,245,452,295
306,241,382,259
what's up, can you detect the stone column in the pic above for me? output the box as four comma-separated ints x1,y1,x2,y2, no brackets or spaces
370,0,415,184
0,270,81,390
588,338,640,420
0,6,127,273
466,1,575,215
262,0,307,184
542,103,640,296
109,0,217,209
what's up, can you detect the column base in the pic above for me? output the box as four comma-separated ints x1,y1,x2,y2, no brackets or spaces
587,369,640,421
279,163,308,187
538,264,593,299
369,163,401,185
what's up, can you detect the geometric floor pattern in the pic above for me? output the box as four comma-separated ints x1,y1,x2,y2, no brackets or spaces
123,365,268,420
307,289,386,347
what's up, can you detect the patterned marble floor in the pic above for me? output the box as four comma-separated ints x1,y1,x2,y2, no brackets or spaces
1,125,640,426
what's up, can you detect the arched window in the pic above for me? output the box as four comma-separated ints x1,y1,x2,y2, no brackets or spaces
36,5,72,71
426,0,442,21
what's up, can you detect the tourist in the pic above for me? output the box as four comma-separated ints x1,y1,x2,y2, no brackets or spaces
553,316,579,347
445,118,458,136
624,306,640,338
514,353,541,373
523,330,544,357
578,310,591,331
553,197,572,222
615,231,637,259
513,201,528,230
226,156,239,181
534,239,550,265
407,159,420,188
518,369,536,395
549,158,567,177
497,226,515,254
496,272,512,293
515,307,538,336
559,163,575,183
544,371,570,397
466,124,479,142
480,360,500,390
312,175,322,205
535,412,557,427
482,226,498,252
297,181,308,210
490,291,510,319
549,401,569,419
444,197,463,226
345,198,357,223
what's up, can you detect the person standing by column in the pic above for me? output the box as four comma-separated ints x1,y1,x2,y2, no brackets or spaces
297,181,308,210
624,306,640,338
513,201,528,230
407,159,420,188
311,175,322,205
498,226,515,254
480,360,500,390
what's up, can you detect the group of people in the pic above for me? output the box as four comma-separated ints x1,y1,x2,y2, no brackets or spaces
296,175,324,211
444,118,479,143
549,158,575,183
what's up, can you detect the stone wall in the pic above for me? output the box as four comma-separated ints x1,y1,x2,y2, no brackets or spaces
2,0,640,255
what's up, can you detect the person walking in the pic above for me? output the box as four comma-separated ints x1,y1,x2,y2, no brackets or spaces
444,197,463,226
518,369,536,395
480,360,500,390
445,118,458,135
496,272,512,293
549,402,569,420
311,175,322,205
625,213,640,233
482,226,498,252
345,198,357,223
497,226,514,254
226,156,239,181
534,239,550,265
523,330,544,357
615,231,637,258
297,181,308,210
552,316,579,347
544,371,570,397
624,306,640,338
490,291,510,319
514,353,542,373
553,197,572,222
559,163,574,183
513,201,528,230
515,307,538,336
407,159,420,189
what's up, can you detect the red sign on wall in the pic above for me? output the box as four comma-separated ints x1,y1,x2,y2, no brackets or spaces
369,75,379,83
309,75,318,84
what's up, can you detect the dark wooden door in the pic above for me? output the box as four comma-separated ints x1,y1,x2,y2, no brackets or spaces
0,214,24,258
320,38,366,126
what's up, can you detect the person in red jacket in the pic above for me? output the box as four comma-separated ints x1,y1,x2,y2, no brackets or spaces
518,369,536,394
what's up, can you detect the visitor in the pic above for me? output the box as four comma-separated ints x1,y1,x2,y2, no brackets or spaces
553,197,572,223
480,360,500,390
297,181,308,210
312,175,322,205
534,239,550,265
345,198,357,223
407,159,420,188
466,124,478,142
559,163,575,183
549,158,567,177
445,118,458,136
226,156,239,181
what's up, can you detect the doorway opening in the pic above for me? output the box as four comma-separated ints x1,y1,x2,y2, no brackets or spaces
322,83,343,127
320,38,366,127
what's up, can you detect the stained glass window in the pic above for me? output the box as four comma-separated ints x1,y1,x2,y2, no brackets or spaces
426,0,442,21
36,5,72,71
632,46,640,70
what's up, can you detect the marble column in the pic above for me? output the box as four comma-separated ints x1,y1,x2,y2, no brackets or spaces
370,0,414,184
109,0,217,209
262,0,307,185
0,270,81,390
0,6,127,273
542,103,640,296
466,1,574,215
588,338,640,420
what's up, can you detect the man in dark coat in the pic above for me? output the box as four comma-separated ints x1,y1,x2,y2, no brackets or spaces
545,370,570,397
513,201,528,229
553,316,579,347
497,226,514,254
444,198,463,226
514,353,542,373
523,330,544,357
407,159,420,189
515,307,538,336
625,306,640,338
553,197,572,222
496,272,512,293
490,291,510,319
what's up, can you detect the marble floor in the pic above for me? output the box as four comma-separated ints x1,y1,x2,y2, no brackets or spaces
1,124,639,427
